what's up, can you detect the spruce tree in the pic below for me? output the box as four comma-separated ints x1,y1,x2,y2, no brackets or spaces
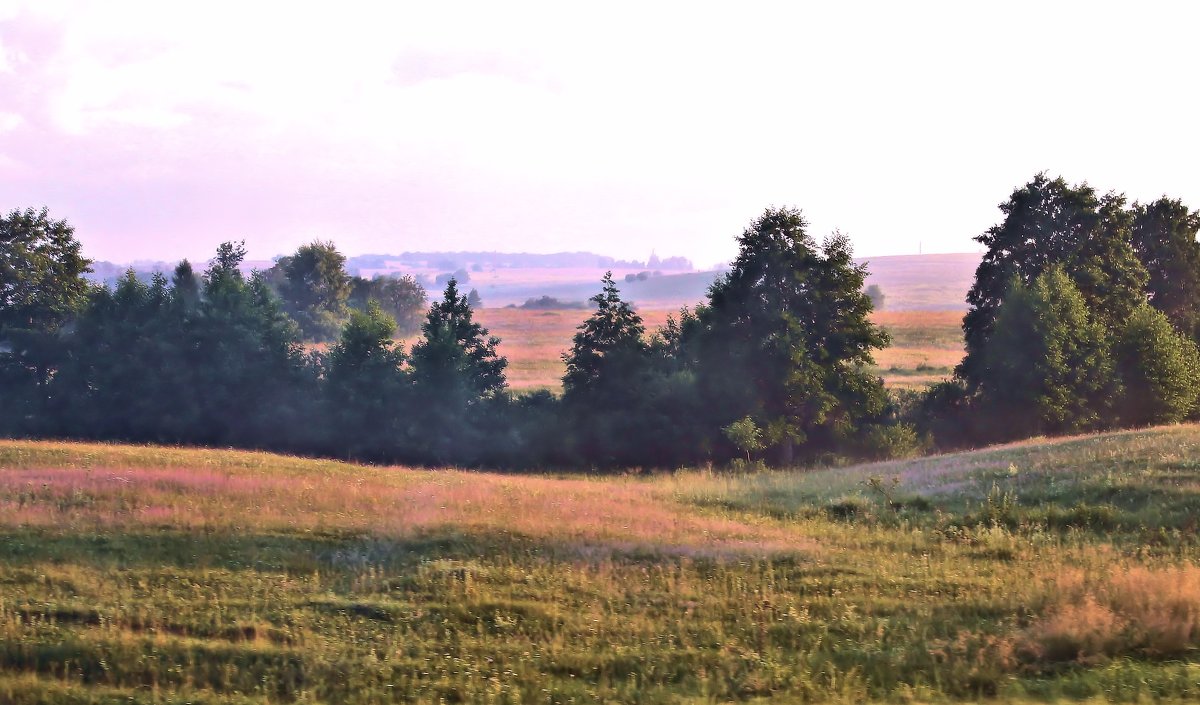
409,279,507,463
691,208,890,463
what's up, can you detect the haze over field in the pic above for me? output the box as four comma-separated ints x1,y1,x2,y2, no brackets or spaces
2,2,1198,267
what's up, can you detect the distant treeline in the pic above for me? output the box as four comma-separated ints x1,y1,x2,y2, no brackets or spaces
2,172,1199,468
347,250,693,272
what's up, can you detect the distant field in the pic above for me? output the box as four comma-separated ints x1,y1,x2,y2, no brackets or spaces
471,308,964,392
373,252,980,312
4,427,1200,702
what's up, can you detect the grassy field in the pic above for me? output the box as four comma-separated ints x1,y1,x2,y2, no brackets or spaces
3,427,1200,703
469,308,964,392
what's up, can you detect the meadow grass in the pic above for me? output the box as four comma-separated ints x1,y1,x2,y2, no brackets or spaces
2,428,1199,703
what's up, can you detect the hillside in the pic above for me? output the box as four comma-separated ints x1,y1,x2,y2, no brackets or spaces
3,428,1200,703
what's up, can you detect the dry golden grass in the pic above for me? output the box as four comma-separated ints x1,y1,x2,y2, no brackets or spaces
1026,565,1200,662
0,442,811,558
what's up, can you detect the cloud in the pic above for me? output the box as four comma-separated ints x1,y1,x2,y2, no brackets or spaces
0,1,1197,267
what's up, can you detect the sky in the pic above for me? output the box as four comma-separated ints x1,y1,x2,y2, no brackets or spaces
1,1,1198,269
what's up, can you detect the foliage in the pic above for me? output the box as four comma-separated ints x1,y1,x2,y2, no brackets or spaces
688,209,890,463
723,416,764,461
1112,304,1200,426
1130,197,1200,337
409,279,507,464
267,240,352,341
961,173,1148,388
349,273,427,335
978,266,1114,437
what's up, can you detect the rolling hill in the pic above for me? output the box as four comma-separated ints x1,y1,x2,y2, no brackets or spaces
3,425,1199,703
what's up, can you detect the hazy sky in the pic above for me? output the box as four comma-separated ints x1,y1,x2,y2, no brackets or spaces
1,1,1197,268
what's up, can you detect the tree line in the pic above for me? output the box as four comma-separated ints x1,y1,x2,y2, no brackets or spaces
920,173,1200,445
2,173,1198,468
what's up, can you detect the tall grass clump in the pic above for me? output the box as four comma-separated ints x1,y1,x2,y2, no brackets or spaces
1026,565,1200,662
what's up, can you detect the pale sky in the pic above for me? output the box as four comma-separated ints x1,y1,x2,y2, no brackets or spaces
1,1,1197,268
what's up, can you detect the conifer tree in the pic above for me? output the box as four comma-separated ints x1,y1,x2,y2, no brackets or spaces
690,208,890,463
562,272,646,399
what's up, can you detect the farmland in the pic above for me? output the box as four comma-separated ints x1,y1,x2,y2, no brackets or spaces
472,308,964,392
3,427,1200,703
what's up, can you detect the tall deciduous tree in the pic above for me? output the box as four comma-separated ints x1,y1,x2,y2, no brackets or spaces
979,266,1115,437
1130,197,1200,337
323,302,410,459
960,174,1148,387
690,207,890,463
1113,304,1200,427
270,241,352,341
0,208,92,431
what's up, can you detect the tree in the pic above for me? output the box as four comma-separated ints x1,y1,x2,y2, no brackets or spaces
562,272,647,398
978,266,1114,437
409,279,507,463
689,208,891,463
960,174,1148,387
323,302,410,459
349,274,427,335
723,416,764,461
269,241,352,341
0,207,92,431
184,242,316,448
864,284,885,310
1130,197,1200,337
0,207,92,335
560,272,657,466
467,288,482,309
1113,304,1200,426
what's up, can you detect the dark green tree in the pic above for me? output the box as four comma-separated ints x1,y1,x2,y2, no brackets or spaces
979,266,1115,437
49,271,179,440
1113,304,1200,427
323,302,411,459
960,174,1148,387
269,241,352,341
186,242,317,448
561,272,660,466
0,207,92,432
689,208,891,463
409,279,507,463
563,272,646,398
1130,197,1200,337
